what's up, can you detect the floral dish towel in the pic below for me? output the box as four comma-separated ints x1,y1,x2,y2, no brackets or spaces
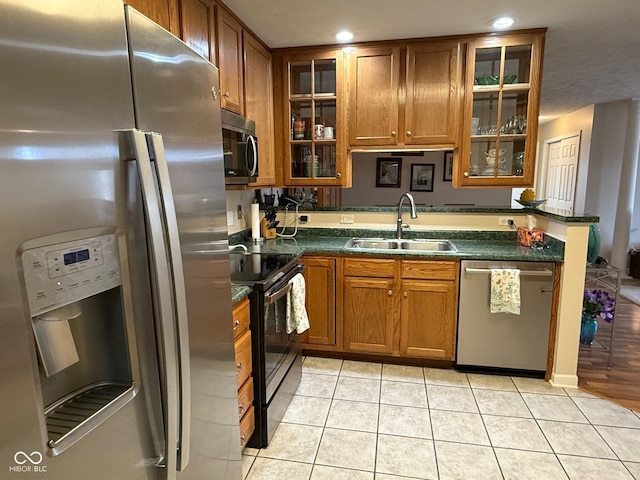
490,268,521,315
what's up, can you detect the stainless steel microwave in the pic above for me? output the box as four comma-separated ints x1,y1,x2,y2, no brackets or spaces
221,109,258,185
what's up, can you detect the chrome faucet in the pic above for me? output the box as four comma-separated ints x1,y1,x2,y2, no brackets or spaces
396,192,418,239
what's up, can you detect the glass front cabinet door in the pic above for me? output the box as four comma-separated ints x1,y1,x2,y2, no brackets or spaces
455,32,545,187
280,50,349,187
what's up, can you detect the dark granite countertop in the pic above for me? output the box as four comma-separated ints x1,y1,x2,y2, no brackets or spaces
231,285,251,305
230,228,564,262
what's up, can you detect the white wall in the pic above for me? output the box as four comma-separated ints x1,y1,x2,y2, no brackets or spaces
536,105,595,216
225,190,256,234
341,152,511,207
586,101,628,260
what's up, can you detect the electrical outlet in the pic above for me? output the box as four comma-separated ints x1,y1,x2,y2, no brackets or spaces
340,214,354,224
498,216,514,226
299,215,309,223
237,205,242,219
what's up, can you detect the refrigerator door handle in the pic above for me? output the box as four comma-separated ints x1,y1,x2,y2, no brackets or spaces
128,129,179,480
147,132,191,472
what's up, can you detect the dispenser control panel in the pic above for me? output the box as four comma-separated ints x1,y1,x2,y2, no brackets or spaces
22,233,122,317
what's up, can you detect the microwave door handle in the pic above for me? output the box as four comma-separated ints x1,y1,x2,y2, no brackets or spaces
127,130,178,480
147,132,191,472
247,135,258,176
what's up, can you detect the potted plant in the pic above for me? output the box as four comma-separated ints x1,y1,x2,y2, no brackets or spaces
581,288,615,345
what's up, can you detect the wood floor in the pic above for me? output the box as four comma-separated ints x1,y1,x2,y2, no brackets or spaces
578,289,640,412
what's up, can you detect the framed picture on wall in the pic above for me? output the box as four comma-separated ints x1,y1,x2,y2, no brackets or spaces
410,163,435,192
443,151,454,181
376,158,402,187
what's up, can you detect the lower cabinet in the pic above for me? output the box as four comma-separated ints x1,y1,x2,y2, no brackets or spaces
232,298,254,449
343,257,459,360
301,256,338,350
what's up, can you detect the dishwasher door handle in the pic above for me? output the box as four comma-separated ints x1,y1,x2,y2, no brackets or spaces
464,267,553,277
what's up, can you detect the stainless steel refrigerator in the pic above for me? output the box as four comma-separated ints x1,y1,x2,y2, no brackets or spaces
0,1,242,478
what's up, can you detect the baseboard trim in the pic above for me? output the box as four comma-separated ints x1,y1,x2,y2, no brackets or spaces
549,373,578,388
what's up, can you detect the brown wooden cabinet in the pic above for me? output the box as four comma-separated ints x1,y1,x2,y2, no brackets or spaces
341,257,458,360
244,32,276,187
232,298,254,449
399,260,458,359
455,31,545,188
301,256,337,349
347,41,461,148
274,48,351,187
216,7,244,114
179,0,217,64
125,0,180,36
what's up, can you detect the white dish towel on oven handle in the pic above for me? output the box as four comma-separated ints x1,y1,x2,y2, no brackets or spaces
286,273,310,334
490,268,521,315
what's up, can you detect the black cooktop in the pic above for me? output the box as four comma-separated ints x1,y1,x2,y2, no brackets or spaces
229,251,301,290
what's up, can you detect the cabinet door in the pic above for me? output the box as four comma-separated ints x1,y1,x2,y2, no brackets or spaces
343,276,396,354
125,0,179,35
405,42,461,146
348,46,400,146
400,279,457,359
216,8,244,114
455,32,544,187
301,257,336,347
179,0,216,63
244,33,276,187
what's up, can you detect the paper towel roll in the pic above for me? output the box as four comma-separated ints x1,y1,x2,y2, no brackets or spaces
251,203,261,241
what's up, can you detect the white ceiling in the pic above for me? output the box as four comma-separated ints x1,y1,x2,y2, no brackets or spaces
223,0,640,122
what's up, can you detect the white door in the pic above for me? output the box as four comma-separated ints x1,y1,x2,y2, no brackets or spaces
544,134,581,214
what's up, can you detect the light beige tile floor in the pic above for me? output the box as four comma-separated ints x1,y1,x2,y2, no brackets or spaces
243,357,640,480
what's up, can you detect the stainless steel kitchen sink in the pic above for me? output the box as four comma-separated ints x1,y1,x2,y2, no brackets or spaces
344,238,457,252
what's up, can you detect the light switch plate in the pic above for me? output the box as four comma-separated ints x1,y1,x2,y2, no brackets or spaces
340,214,354,224
226,211,234,226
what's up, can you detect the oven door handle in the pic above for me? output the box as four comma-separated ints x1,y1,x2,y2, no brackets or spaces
265,282,292,304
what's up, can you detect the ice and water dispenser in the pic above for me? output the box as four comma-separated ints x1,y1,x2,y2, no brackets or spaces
20,231,135,453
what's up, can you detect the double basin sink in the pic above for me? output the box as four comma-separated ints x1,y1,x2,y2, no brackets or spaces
344,238,457,253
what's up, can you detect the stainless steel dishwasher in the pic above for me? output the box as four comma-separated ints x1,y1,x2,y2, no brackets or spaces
457,260,554,373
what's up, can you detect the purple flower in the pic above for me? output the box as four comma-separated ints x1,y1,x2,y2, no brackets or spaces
582,288,615,323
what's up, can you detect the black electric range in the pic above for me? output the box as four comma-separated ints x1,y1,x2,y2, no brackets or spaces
228,250,303,448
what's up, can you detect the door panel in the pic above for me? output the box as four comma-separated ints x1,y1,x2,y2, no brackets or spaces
343,277,396,354
545,134,580,215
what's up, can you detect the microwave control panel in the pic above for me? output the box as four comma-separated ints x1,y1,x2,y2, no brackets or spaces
21,233,122,317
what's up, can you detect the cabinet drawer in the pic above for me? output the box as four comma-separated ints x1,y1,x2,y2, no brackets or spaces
234,330,252,390
402,260,458,280
239,405,255,449
232,298,250,339
237,376,254,420
343,258,395,277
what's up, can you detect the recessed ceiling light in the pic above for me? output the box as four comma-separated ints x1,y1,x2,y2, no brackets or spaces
336,31,354,42
490,16,516,30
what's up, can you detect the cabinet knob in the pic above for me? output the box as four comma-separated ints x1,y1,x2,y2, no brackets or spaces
403,291,408,297
236,362,242,374
406,131,412,136
223,91,230,98
391,131,397,137
463,172,469,178
336,172,342,178
233,320,240,330
388,289,393,296
238,403,244,415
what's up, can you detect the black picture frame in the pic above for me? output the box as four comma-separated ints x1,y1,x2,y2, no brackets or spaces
376,158,402,187
410,163,435,192
443,151,454,182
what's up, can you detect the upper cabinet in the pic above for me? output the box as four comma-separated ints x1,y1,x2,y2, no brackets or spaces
347,41,462,148
274,48,351,187
216,8,245,114
244,33,276,187
455,32,545,187
125,0,180,36
179,0,217,64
